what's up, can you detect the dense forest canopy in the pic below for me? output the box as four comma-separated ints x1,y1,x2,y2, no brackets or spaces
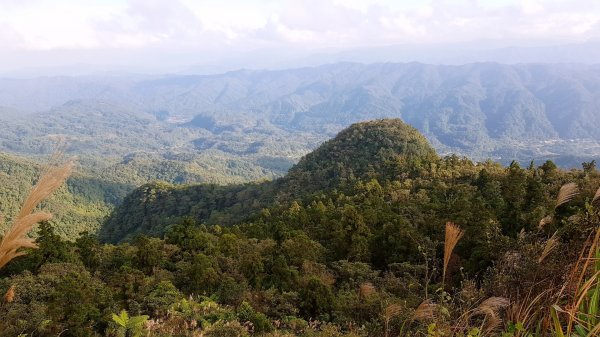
1,63,600,190
4,0,600,335
0,152,131,238
1,119,600,336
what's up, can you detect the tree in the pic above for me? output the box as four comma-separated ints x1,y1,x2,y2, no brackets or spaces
187,253,221,294
75,231,102,270
299,276,334,319
502,162,528,235
134,235,166,273
582,160,597,174
7,222,78,274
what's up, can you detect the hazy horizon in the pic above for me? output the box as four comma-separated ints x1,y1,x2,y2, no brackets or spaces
2,0,600,77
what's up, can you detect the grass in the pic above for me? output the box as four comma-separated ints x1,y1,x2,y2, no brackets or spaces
550,225,600,336
555,183,580,209
538,231,559,263
443,222,464,285
0,158,72,269
407,183,598,337
503,183,599,337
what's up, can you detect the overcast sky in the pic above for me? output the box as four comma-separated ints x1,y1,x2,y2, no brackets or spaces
1,0,600,74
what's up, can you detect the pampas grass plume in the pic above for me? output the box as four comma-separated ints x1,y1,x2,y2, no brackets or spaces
555,183,579,209
3,285,15,304
443,222,465,284
0,159,72,270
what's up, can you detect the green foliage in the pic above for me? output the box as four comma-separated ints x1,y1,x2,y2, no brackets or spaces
4,63,600,176
282,119,439,196
550,245,600,337
3,119,600,336
112,310,149,337
101,181,275,242
299,277,334,319
204,321,250,337
237,301,273,333
1,263,113,336
0,153,119,240
1,222,79,276
143,281,182,316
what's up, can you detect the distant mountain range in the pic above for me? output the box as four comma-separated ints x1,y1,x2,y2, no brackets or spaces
1,62,600,174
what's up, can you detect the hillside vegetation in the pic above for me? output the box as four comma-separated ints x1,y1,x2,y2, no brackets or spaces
0,153,131,238
1,63,600,188
1,119,599,336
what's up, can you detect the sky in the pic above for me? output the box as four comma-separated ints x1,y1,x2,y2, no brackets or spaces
1,0,600,74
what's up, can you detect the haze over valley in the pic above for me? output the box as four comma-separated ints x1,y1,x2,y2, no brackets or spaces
2,62,600,180
2,1,600,336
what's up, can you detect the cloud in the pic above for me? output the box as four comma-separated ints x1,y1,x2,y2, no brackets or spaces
96,0,201,37
92,0,209,49
1,0,42,8
1,0,600,51
0,23,24,51
1,0,600,73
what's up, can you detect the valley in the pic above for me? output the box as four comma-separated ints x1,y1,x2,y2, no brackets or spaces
3,1,600,335
2,63,600,180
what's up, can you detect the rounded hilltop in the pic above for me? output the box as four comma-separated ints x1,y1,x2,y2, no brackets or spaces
283,118,439,193
103,119,440,241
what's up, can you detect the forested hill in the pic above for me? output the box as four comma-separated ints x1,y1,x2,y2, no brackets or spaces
0,153,131,238
101,119,438,241
280,119,439,196
4,119,600,336
1,62,600,175
102,118,599,243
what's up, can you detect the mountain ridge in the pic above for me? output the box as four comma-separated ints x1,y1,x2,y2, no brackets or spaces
102,119,450,242
1,62,600,172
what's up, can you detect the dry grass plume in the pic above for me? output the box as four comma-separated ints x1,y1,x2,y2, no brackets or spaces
383,303,403,337
0,158,73,270
412,299,437,322
443,222,465,284
474,297,509,317
555,183,579,209
538,232,559,263
469,297,510,335
3,285,15,304
538,215,553,229
359,282,376,298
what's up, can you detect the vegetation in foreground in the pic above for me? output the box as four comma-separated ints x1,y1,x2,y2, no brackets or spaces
0,120,599,336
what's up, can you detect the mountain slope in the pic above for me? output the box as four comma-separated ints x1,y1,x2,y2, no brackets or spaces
281,119,438,196
1,99,306,184
1,63,600,169
102,119,440,242
0,153,132,239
